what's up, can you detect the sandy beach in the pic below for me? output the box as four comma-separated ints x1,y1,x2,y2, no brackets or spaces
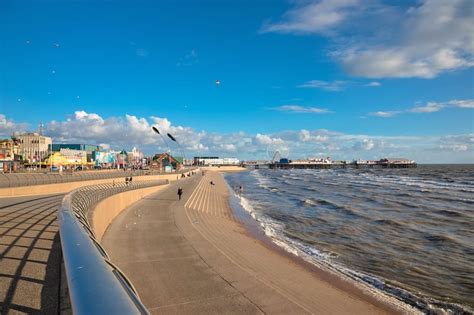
102,170,416,314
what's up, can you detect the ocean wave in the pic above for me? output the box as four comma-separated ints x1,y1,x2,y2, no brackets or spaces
224,168,474,313
232,190,472,313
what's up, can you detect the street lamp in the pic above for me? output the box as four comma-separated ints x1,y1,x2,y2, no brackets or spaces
167,133,186,169
152,126,172,154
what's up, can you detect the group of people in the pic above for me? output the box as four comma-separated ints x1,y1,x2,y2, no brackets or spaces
125,176,133,185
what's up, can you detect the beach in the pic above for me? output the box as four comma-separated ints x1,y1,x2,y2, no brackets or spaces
102,169,416,314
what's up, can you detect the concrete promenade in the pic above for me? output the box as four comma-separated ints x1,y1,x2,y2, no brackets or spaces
0,173,180,314
103,171,406,314
0,194,63,314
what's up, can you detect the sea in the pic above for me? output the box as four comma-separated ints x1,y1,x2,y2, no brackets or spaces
224,165,474,314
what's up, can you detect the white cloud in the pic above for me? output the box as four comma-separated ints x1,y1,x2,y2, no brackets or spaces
447,99,474,109
2,111,473,163
220,143,237,152
254,133,285,146
0,114,28,137
353,138,375,151
263,0,474,78
274,105,331,114
298,80,348,91
369,111,400,118
299,129,328,142
336,0,474,78
261,0,359,35
371,99,474,117
365,81,381,87
439,144,468,152
408,102,445,113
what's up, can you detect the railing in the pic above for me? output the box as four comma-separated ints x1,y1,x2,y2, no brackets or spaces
0,167,197,188
58,180,167,314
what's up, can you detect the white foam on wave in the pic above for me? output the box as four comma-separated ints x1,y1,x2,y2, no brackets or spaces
228,187,465,314
304,198,317,206
234,193,335,262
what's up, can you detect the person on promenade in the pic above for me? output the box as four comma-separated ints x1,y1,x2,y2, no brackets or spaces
129,176,133,184
125,177,129,185
177,187,183,200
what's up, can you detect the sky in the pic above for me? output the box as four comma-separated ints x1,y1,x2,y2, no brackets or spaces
0,0,473,163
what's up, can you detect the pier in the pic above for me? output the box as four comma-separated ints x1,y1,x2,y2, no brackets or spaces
244,158,417,169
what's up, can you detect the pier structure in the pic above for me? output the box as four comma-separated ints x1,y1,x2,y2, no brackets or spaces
244,158,417,169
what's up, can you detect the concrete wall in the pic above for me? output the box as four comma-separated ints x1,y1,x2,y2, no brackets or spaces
0,171,195,198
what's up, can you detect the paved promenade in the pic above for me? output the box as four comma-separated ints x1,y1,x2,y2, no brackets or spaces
0,194,63,314
103,172,404,314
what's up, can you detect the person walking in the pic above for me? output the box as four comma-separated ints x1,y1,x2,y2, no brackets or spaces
177,187,183,200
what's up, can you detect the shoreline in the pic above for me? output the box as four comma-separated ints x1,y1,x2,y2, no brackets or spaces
216,171,418,314
103,169,418,313
222,170,472,314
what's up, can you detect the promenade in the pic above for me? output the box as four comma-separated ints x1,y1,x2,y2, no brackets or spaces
0,194,63,314
0,171,182,314
102,171,406,314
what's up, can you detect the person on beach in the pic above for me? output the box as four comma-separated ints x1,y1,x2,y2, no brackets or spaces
177,187,183,200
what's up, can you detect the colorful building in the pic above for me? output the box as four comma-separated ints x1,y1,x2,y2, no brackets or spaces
151,153,183,171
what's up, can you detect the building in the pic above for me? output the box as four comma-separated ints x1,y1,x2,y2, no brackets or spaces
127,147,144,167
151,153,183,171
17,133,52,163
59,148,87,165
93,151,117,168
193,156,240,166
0,139,21,161
50,143,102,153
51,144,102,163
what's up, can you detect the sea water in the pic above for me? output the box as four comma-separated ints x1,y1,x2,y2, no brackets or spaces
225,165,474,313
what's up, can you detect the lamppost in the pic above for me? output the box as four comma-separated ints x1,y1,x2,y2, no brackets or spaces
152,127,172,154
167,133,186,170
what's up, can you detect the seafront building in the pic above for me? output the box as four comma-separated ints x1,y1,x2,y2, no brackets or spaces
150,152,183,171
193,156,240,166
0,138,21,161
16,133,52,163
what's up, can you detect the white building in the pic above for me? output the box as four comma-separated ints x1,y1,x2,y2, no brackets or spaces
194,156,240,166
17,133,52,162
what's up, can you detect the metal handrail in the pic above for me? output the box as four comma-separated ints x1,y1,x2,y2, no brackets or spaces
58,180,168,314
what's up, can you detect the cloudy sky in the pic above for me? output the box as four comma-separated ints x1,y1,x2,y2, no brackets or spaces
1,0,473,163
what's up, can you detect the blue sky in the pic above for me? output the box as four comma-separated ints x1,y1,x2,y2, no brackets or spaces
1,0,473,162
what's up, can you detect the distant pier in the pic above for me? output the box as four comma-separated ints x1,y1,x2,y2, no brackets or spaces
244,158,417,170
267,162,417,169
